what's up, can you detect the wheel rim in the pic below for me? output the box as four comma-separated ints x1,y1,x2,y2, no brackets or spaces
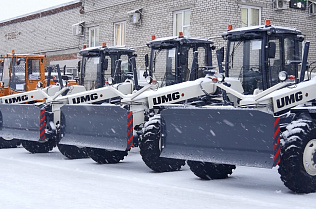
303,139,316,176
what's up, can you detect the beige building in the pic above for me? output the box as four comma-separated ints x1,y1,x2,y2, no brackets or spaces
0,0,315,68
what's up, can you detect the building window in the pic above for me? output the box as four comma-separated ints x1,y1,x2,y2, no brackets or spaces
241,6,261,27
173,9,191,36
114,21,126,46
89,26,100,47
309,1,316,14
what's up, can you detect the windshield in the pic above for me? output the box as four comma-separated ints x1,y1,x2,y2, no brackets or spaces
152,48,177,86
28,59,41,80
81,54,132,89
82,56,99,90
111,54,131,83
267,36,299,86
10,58,26,92
227,39,263,95
227,35,300,95
151,46,210,87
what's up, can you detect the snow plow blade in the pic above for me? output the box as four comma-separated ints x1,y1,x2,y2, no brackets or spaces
0,104,44,141
160,106,279,168
60,104,132,151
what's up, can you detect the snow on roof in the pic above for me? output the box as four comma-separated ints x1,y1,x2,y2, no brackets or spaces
0,0,81,24
223,25,301,37
147,36,213,48
79,45,135,55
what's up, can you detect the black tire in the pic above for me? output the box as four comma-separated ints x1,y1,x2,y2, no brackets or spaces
86,147,128,164
188,161,236,179
57,144,88,159
0,138,20,148
140,115,185,172
22,139,56,154
278,118,316,193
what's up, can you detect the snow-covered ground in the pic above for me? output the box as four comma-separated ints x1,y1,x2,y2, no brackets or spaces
0,146,314,209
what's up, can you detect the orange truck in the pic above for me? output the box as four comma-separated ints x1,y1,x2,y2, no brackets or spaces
0,51,56,148
0,51,46,97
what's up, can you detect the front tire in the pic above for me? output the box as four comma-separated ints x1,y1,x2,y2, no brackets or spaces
22,139,56,154
140,115,185,172
86,147,128,164
278,118,316,193
57,144,88,159
0,138,20,148
188,161,236,179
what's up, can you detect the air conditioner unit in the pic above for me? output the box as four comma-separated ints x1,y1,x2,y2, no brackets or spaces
127,9,142,25
131,13,141,24
72,22,84,36
274,0,290,10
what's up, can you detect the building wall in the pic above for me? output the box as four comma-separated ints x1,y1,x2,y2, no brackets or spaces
0,0,315,68
80,0,315,64
0,1,83,67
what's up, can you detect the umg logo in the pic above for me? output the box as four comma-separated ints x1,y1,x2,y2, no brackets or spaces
72,93,98,104
5,95,28,103
276,91,303,109
153,92,181,105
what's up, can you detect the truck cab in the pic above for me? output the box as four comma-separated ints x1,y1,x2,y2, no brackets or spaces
79,44,136,90
147,34,214,86
223,22,303,95
0,52,46,96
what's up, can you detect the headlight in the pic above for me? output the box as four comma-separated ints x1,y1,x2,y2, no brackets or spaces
107,77,113,85
278,71,288,82
37,81,43,88
146,76,153,84
213,73,225,82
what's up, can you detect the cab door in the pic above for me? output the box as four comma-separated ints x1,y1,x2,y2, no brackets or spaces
26,58,43,91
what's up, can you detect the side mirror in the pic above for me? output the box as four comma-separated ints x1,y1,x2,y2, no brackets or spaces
16,58,25,65
268,42,276,59
216,47,225,73
103,58,109,71
62,75,69,81
180,53,187,65
145,54,149,68
77,61,81,73
216,47,224,63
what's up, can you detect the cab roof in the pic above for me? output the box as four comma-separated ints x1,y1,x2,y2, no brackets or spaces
79,45,136,56
147,36,214,49
222,25,302,39
1,54,45,59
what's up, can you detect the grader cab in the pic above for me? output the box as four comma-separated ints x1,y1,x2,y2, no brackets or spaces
0,52,46,97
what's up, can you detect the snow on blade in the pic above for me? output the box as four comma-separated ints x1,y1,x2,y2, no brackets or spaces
223,119,234,127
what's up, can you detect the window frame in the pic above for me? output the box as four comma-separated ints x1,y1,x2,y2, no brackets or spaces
114,21,127,46
89,26,100,47
240,5,261,27
309,1,316,15
173,9,191,36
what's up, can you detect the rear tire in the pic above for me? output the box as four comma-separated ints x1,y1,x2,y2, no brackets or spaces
188,161,236,179
57,144,88,159
0,138,20,148
140,115,185,172
278,118,316,193
86,147,128,164
22,139,56,154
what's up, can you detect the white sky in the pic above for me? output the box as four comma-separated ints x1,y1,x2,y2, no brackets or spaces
0,0,75,21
